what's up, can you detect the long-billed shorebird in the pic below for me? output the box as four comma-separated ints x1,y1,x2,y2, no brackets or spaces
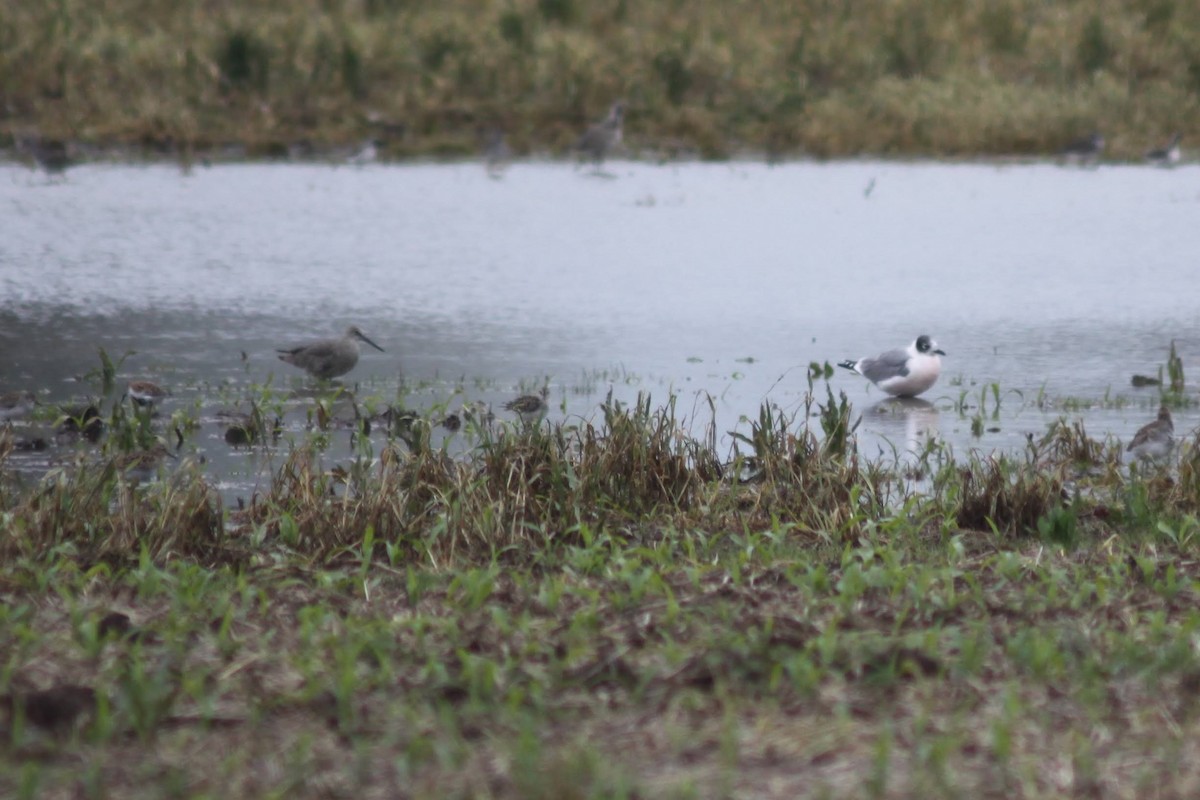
110,443,175,483
839,335,946,398
1145,133,1182,167
125,380,170,409
484,128,511,178
504,387,549,425
1059,132,1105,165
1126,405,1174,463
576,102,624,167
0,390,37,420
16,135,73,176
277,326,385,380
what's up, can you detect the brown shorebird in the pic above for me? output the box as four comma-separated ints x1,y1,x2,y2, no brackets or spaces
576,102,624,166
484,128,511,178
110,443,175,482
1126,406,1174,463
839,335,946,398
1145,133,1182,167
125,380,170,408
1059,132,1104,165
277,326,384,380
0,390,36,420
504,387,549,425
16,135,73,176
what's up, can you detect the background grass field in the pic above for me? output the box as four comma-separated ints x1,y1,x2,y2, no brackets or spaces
3,0,1198,159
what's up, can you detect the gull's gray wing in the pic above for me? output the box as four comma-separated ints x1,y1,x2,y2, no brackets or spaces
856,348,910,383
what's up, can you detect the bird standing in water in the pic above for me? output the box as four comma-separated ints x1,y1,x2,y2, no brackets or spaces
575,102,624,168
505,387,549,425
1145,133,1182,167
277,326,385,380
1126,405,1174,464
125,380,170,409
839,335,946,398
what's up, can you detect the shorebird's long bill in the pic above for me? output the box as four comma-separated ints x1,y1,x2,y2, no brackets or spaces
934,348,946,356
357,332,385,352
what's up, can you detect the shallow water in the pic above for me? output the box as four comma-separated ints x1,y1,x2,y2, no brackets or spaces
2,159,1198,496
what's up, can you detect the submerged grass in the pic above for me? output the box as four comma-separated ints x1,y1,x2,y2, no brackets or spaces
3,0,1199,159
4,387,1200,796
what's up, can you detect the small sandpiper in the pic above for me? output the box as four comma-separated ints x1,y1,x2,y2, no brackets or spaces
125,380,170,409
347,139,381,166
1059,132,1105,165
504,387,550,425
1126,405,1174,464
16,135,73,176
0,390,37,420
483,128,511,178
277,326,385,381
575,102,624,168
1145,133,1182,167
110,443,175,483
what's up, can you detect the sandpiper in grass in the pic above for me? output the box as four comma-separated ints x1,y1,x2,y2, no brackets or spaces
1145,133,1182,166
16,134,73,176
277,326,385,381
504,387,549,425
125,380,170,409
839,335,946,398
0,390,37,420
1126,405,1173,463
575,102,624,168
110,443,176,483
483,128,511,178
1059,132,1105,165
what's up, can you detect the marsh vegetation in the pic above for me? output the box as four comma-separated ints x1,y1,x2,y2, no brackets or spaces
3,0,1199,159
3,356,1200,796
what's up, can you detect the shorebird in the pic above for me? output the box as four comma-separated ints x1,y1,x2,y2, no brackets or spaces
484,128,511,178
16,135,73,176
1059,132,1105,165
839,335,946,398
1126,406,1174,463
0,390,36,420
110,443,175,482
504,387,549,425
575,102,624,167
125,380,170,409
277,326,385,380
1145,133,1182,167
347,139,380,166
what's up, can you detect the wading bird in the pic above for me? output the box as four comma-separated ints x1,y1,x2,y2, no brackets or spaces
1126,405,1173,463
277,326,385,380
839,335,946,398
576,102,624,168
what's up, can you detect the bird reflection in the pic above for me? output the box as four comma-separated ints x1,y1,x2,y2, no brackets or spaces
868,397,940,452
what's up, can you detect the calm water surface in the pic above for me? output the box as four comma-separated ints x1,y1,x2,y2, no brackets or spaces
2,159,1198,496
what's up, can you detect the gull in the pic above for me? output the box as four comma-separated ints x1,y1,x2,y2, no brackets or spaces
277,326,385,380
1126,405,1173,463
575,102,624,167
1145,133,1182,167
504,387,549,425
839,335,946,398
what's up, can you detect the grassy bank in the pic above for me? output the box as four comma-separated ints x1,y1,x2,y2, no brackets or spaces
2,0,1199,160
3,386,1200,797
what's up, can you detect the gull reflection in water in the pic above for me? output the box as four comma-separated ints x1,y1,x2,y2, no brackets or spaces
866,397,941,453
